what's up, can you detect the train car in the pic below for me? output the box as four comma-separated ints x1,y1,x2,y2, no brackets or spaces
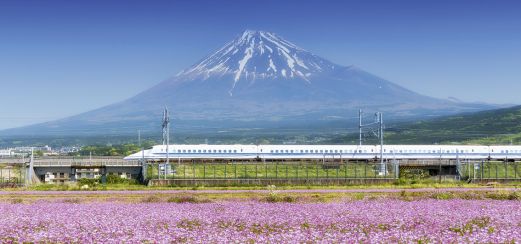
124,144,521,161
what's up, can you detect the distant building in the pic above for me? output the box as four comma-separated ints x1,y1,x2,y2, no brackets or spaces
13,145,52,153
0,149,12,157
58,146,80,154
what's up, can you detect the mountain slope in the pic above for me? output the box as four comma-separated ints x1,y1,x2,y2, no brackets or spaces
382,105,521,144
1,30,495,136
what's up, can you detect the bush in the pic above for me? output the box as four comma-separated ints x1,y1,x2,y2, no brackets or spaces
141,195,161,203
167,195,211,203
399,169,430,183
9,198,23,204
508,191,521,200
77,178,99,188
431,192,455,200
265,194,297,203
106,174,137,184
63,198,82,204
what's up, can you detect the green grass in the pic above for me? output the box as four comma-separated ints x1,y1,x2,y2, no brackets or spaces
148,163,397,180
459,162,521,179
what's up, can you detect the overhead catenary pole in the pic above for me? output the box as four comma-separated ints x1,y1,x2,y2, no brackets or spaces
359,109,363,146
138,130,141,147
162,107,170,180
379,112,384,175
28,147,34,185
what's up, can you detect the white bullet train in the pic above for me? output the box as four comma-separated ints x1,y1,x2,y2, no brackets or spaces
124,144,521,161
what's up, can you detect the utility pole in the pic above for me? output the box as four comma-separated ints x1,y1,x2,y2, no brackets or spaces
162,107,170,180
358,110,385,175
359,109,363,146
138,130,141,147
28,148,34,185
379,112,384,174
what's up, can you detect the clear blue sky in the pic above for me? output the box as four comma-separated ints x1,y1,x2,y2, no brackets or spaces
0,0,520,129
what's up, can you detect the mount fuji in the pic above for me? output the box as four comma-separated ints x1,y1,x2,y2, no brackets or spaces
1,30,494,136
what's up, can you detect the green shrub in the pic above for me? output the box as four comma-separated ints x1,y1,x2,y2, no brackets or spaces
77,178,99,188
105,174,137,184
141,195,161,203
167,195,211,203
485,191,511,200
431,192,455,200
9,198,23,204
63,198,82,204
508,191,521,200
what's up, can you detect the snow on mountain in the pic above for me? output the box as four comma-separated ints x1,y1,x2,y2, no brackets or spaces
177,30,337,96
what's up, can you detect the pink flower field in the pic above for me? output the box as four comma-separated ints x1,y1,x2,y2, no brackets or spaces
1,199,520,243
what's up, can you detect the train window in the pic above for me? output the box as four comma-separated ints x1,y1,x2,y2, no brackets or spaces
235,150,237,153
335,150,338,153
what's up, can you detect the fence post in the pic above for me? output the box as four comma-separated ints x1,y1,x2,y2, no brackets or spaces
203,164,206,179
285,165,288,178
495,164,498,179
326,166,329,178
516,161,518,179
244,164,247,178
265,164,267,179
364,163,367,178
505,162,508,179
316,161,319,178
224,164,227,179
296,164,299,179
234,164,237,179
481,161,484,179
276,163,278,178
255,164,258,179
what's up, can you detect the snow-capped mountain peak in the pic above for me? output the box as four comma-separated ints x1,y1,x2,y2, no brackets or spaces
178,30,337,85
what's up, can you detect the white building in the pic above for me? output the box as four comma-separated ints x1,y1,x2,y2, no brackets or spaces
0,149,12,157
